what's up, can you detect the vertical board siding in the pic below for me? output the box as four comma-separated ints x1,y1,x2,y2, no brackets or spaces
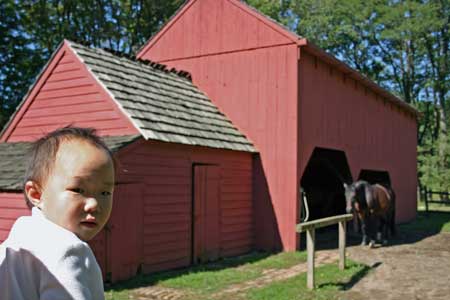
5,47,137,142
139,0,293,61
138,0,299,251
88,230,107,279
220,165,253,256
0,193,30,243
298,51,417,222
117,140,253,273
141,43,299,251
137,0,418,252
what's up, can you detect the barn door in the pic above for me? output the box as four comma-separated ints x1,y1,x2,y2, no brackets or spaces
108,183,143,282
193,165,220,264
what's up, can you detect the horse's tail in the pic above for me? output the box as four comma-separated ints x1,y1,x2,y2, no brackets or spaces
390,188,397,236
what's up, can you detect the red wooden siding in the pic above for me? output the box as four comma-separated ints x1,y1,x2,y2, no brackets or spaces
116,140,253,274
108,183,144,282
140,0,418,251
220,162,253,256
193,165,220,263
0,193,30,243
141,40,299,251
298,51,417,222
89,229,107,279
1,42,138,142
138,0,295,62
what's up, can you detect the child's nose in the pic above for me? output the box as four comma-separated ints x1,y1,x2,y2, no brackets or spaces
84,197,99,212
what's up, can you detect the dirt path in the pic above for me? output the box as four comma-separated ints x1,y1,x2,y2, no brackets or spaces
131,231,450,300
342,232,450,300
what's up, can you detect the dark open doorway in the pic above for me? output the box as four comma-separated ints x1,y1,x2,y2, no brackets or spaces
300,148,352,220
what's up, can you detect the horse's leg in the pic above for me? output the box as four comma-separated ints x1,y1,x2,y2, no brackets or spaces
368,215,377,248
378,217,388,246
382,217,389,246
360,217,369,246
377,217,387,242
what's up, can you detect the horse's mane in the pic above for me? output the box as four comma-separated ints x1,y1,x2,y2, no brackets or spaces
354,180,370,209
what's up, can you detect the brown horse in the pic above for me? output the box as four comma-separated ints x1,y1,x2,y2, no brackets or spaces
344,180,396,247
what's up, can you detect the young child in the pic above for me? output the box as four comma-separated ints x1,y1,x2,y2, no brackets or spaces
0,127,115,300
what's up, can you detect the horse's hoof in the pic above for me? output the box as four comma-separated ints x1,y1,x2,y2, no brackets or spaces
368,241,376,248
361,241,368,246
376,232,382,241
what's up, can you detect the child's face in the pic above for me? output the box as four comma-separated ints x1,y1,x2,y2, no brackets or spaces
38,140,114,241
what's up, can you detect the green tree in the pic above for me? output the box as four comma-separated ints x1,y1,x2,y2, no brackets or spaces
0,0,42,129
0,0,183,131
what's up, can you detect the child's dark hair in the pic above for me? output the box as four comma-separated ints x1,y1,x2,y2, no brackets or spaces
23,126,116,208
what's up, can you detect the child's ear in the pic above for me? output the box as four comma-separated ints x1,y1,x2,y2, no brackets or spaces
25,181,43,208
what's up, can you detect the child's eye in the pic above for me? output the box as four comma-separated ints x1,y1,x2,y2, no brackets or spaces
70,188,85,194
101,191,112,196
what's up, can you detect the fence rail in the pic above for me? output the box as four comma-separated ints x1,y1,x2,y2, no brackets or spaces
296,213,353,289
422,189,450,211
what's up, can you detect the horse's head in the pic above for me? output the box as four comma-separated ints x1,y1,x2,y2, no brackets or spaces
343,182,357,213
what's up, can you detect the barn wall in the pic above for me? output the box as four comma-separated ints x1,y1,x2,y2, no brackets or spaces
138,0,300,252
139,45,299,251
2,44,137,142
138,0,298,250
0,192,30,243
138,0,294,62
298,51,417,222
116,140,253,273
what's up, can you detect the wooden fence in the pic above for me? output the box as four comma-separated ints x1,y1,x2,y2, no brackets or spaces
422,188,450,211
296,213,353,289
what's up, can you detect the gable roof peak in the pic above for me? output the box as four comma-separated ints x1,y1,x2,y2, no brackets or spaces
65,40,193,81
67,40,256,153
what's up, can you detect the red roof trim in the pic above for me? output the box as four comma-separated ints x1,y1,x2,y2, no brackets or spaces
0,41,68,142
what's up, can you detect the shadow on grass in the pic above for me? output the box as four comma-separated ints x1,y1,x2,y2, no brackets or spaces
105,251,271,292
299,210,450,252
317,261,381,290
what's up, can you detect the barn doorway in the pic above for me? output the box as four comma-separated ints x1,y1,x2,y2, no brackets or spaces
300,148,352,220
358,169,391,187
192,164,220,264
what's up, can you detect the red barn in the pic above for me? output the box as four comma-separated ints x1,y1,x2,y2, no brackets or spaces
137,0,419,251
0,41,256,282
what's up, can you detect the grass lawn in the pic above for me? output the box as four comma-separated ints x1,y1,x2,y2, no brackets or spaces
105,251,368,300
245,261,368,300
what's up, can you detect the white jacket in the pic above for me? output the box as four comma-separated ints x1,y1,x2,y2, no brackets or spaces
0,207,104,300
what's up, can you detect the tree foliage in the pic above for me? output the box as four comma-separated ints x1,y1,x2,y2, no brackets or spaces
1,0,449,189
0,0,183,130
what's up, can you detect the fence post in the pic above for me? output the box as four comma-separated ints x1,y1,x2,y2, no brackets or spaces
306,228,315,290
338,220,346,270
425,187,429,212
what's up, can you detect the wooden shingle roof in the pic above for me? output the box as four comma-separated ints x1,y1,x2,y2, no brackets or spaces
0,135,139,191
69,41,256,153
